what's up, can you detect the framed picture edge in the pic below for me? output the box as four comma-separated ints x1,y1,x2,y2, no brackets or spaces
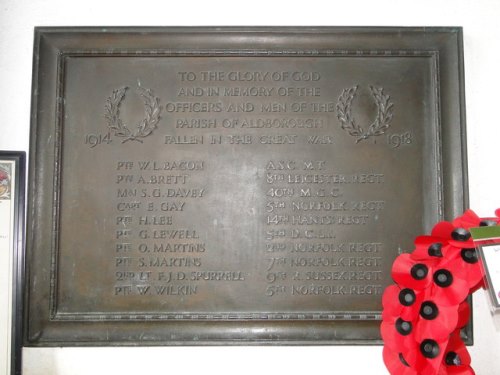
0,150,26,375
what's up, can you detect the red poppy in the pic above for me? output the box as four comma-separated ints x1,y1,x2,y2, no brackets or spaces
413,300,459,342
447,330,471,365
449,228,475,249
429,266,470,307
452,210,481,229
382,346,418,375
437,330,474,374
440,245,484,291
454,209,499,229
392,253,433,290
414,337,450,374
431,221,455,240
380,318,417,353
382,285,423,322
431,221,475,249
412,236,456,263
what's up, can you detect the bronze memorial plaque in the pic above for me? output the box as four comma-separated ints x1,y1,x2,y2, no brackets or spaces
26,27,468,345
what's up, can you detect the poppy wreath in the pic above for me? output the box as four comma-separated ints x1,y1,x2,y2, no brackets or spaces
381,209,500,374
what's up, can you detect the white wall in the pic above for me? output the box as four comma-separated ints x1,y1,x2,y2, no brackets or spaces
1,0,500,374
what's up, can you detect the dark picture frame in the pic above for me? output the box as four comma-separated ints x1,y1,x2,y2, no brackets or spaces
0,151,26,375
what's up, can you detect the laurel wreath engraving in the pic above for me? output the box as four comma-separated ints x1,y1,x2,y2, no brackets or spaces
336,85,394,143
105,86,162,143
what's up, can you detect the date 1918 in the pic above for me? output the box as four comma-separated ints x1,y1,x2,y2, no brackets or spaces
387,131,413,148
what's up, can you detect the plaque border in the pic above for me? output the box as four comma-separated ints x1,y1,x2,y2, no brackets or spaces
26,27,468,346
50,49,442,324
